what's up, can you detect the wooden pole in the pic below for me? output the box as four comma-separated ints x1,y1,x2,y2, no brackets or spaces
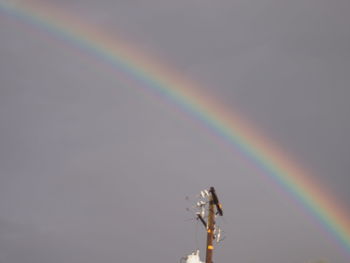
205,193,215,263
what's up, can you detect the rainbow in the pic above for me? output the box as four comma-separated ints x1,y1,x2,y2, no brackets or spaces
1,1,350,257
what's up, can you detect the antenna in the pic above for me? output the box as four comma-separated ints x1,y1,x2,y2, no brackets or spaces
205,186,224,263
209,187,223,216
184,187,224,263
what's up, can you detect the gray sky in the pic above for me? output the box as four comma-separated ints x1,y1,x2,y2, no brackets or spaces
1,0,350,262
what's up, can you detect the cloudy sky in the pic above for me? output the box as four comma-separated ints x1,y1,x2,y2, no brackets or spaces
1,0,349,262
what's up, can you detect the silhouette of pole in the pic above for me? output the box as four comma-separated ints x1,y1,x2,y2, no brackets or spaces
205,190,215,263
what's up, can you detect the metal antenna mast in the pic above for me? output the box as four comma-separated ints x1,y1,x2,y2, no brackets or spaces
183,187,224,263
205,187,223,263
205,191,215,263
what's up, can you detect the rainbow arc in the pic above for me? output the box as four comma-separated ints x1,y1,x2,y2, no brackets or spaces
1,1,349,257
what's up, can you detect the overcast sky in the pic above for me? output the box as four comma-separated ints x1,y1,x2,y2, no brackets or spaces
1,0,350,262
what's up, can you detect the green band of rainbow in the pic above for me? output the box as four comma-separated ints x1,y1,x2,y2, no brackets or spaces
1,1,350,257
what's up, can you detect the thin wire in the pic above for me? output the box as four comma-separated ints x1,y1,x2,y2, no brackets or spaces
195,218,199,249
